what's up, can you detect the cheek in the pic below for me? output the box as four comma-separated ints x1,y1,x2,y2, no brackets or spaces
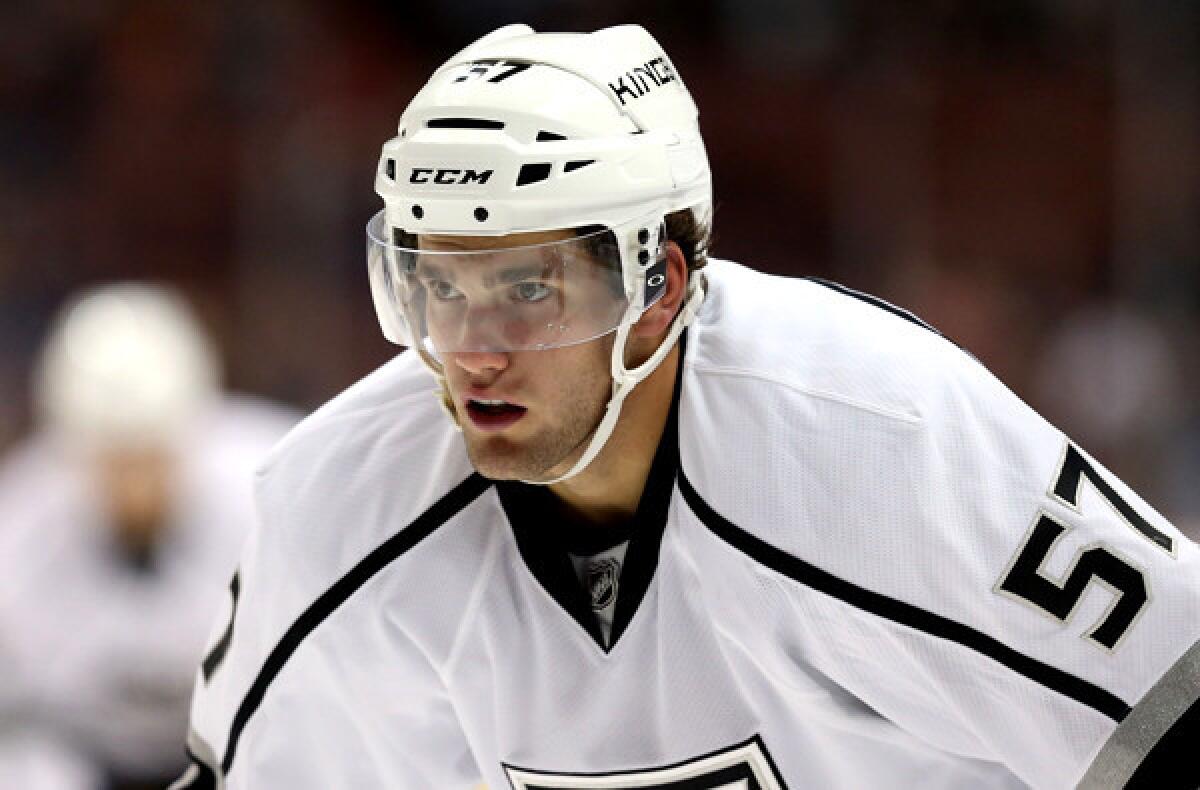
572,345,614,401
536,344,612,404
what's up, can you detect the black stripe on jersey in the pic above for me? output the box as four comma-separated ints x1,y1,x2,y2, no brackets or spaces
219,472,492,776
201,572,240,682
676,470,1133,723
802,277,946,339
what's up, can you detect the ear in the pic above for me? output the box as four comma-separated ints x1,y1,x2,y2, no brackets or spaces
632,241,688,340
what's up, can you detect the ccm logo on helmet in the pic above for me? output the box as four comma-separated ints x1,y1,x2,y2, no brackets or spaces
608,56,677,106
409,168,494,185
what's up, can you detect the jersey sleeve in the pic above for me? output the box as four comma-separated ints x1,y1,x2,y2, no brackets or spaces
683,272,1200,787
173,484,481,789
843,346,1200,788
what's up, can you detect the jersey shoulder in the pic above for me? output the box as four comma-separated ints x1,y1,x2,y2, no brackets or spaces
258,350,442,475
0,435,80,521
187,352,496,770
682,260,1198,714
683,260,1200,788
0,436,92,597
693,258,978,425
251,350,483,591
685,258,1052,563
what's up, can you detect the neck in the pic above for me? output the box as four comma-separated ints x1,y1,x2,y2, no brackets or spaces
548,343,679,527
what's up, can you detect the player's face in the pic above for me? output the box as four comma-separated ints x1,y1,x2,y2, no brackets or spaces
95,445,174,546
424,230,617,481
409,229,626,355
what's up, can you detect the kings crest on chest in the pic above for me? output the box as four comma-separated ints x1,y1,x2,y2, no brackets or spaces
502,735,787,789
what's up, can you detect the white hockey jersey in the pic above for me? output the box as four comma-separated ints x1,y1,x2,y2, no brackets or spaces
179,261,1200,789
0,396,299,788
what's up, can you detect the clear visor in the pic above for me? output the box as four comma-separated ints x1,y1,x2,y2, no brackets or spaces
367,210,660,354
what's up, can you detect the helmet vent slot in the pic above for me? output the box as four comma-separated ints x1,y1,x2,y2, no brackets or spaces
426,118,505,130
385,159,396,179
516,163,552,186
536,131,567,142
563,160,595,173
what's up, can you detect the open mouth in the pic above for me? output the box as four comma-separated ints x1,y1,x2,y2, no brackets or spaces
465,398,528,431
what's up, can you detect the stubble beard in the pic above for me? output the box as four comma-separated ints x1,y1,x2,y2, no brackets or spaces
460,355,612,482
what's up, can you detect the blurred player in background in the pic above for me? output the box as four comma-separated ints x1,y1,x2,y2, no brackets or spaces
180,24,1199,790
0,283,298,790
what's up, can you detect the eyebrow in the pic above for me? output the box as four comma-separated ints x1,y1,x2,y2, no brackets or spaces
494,263,559,285
416,260,560,287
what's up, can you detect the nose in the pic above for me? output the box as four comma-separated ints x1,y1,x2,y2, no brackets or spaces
429,298,512,359
447,349,510,376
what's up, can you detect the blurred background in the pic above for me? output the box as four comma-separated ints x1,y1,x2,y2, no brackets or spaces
0,0,1197,784
4,0,1199,526
3,0,1199,522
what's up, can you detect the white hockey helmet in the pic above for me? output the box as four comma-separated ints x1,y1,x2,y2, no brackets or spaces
34,283,219,451
365,24,710,483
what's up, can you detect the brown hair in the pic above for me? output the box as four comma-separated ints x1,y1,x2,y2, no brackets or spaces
665,206,710,274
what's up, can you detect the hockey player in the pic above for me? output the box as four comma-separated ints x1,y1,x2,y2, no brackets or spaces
0,284,298,790
178,24,1200,789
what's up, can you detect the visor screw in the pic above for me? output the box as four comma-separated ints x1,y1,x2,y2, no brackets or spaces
412,205,424,219
638,228,650,244
474,207,489,222
638,249,650,265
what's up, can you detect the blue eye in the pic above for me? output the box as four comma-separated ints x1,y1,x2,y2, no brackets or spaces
512,282,552,302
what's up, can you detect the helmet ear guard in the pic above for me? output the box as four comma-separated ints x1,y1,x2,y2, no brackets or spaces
636,223,670,309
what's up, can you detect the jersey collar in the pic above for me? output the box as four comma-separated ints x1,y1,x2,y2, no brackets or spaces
496,331,685,652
